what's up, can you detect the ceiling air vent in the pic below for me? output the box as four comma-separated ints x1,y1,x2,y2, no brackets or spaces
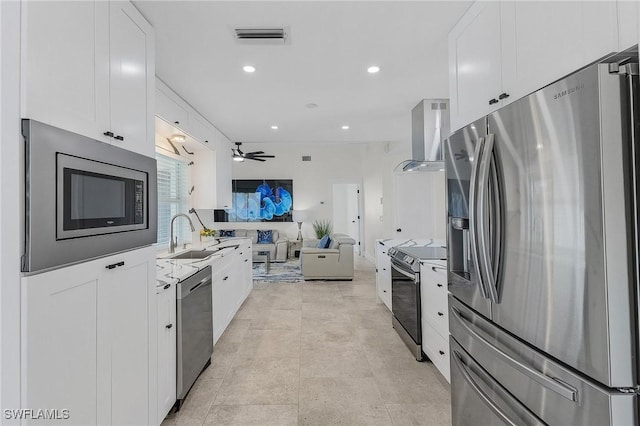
302,156,311,162
234,27,290,45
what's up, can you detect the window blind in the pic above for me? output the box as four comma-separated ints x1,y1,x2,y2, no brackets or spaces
156,153,191,247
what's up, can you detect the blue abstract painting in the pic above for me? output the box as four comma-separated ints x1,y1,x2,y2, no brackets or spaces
225,179,293,222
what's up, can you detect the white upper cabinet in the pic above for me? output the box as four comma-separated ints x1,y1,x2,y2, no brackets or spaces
109,1,155,158
21,1,110,144
618,0,639,50
500,1,617,105
156,79,190,129
215,130,233,209
21,0,155,157
450,0,628,132
449,1,504,131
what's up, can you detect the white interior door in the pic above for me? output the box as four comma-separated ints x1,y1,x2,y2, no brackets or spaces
332,183,361,255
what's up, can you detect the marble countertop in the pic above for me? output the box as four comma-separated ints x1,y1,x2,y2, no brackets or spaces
156,238,247,287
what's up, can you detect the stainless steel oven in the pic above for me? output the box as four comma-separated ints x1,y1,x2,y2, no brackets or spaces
390,244,447,361
22,119,157,273
389,247,424,361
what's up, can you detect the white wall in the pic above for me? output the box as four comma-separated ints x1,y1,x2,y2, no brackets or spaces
1,1,22,420
230,142,365,241
228,141,422,261
360,141,411,261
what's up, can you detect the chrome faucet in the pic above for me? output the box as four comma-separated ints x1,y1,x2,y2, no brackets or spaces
169,213,196,254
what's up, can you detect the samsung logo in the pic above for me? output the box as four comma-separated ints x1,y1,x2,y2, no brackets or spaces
553,83,584,100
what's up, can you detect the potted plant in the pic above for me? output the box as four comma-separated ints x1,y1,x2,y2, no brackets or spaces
312,219,332,239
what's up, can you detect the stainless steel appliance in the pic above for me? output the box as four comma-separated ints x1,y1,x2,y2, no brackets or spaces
390,245,446,361
22,119,157,273
446,53,640,425
176,266,213,408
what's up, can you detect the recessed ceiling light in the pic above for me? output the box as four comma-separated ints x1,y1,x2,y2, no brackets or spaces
243,65,256,73
341,125,350,130
270,125,279,130
367,66,380,74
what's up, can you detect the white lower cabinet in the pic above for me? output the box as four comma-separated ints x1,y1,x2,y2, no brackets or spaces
375,240,392,311
211,239,253,344
420,260,450,382
156,283,176,423
211,253,234,345
21,246,157,425
239,241,253,300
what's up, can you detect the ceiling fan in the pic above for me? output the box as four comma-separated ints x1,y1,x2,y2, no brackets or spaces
232,142,275,162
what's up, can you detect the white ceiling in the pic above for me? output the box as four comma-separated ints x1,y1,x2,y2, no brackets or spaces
135,1,471,144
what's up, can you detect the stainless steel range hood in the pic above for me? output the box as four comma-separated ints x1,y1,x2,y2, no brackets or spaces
395,99,450,172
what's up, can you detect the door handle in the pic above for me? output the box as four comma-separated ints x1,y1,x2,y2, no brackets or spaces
451,307,578,402
105,261,125,270
166,324,173,329
488,98,499,105
476,133,499,303
468,137,489,299
498,93,510,100
437,283,443,288
114,135,124,141
437,312,444,316
103,131,114,137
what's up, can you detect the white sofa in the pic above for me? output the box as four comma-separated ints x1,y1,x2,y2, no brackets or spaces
300,233,356,280
216,229,288,262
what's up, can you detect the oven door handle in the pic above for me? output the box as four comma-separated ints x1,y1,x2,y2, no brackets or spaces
391,261,418,282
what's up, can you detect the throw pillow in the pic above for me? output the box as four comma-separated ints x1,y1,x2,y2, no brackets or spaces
316,235,331,249
257,230,273,244
219,230,235,237
324,236,332,248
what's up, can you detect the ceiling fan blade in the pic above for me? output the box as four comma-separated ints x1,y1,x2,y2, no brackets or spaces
247,155,275,158
248,157,266,162
245,151,264,155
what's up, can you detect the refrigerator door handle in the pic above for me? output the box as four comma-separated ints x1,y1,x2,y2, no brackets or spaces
469,137,490,299
451,307,579,402
476,133,500,303
452,350,523,426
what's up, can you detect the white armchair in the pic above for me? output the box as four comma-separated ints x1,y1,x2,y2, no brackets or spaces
300,233,355,280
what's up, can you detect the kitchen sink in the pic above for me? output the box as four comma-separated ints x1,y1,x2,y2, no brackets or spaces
170,250,217,260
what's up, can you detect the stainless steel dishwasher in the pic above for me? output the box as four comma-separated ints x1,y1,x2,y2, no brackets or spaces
176,266,213,408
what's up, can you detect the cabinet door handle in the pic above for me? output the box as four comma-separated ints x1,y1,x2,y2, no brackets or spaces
437,283,443,288
105,261,125,270
498,92,510,100
383,290,387,293
244,259,248,262
438,312,444,316
166,324,173,329
174,120,180,125
396,228,402,232
103,131,114,137
163,283,171,290
489,98,499,105
439,350,445,356
318,255,326,259
114,135,124,141
204,140,209,143
382,268,386,271
223,276,229,281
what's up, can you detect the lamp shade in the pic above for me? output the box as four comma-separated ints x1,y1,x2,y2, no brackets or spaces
292,210,307,223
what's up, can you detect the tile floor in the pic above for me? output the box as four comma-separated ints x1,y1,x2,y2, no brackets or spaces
162,257,451,426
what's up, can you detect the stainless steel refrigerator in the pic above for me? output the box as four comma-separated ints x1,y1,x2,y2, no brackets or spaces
446,54,640,425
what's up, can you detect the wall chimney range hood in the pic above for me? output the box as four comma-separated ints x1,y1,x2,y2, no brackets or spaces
395,99,450,172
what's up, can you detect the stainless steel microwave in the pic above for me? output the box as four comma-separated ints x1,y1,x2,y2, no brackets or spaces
22,120,157,273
